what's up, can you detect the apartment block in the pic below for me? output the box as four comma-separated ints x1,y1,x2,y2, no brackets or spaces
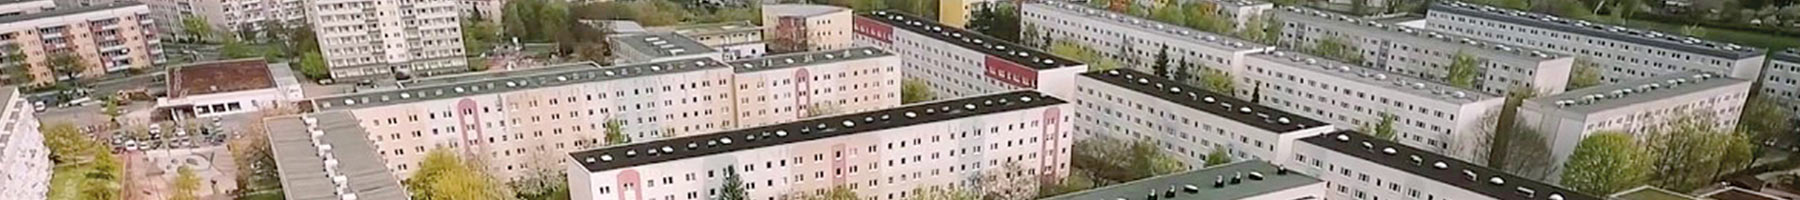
729,47,902,127
566,91,1073,200
1426,1,1766,83
1276,6,1573,95
1121,0,1274,32
764,4,851,53
1072,69,1334,166
1024,1,1272,97
651,21,768,60
305,0,466,81
1243,50,1504,160
609,33,721,64
0,87,48,200
1039,161,1323,200
1764,49,1800,125
458,0,500,23
852,10,1088,100
937,0,997,28
140,0,305,40
0,0,55,17
1286,131,1599,200
0,2,161,84
1518,72,1748,174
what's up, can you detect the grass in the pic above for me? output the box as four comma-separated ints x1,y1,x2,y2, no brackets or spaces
47,165,94,200
1614,19,1800,51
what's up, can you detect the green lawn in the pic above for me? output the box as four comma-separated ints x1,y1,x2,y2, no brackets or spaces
47,165,95,200
1615,19,1800,51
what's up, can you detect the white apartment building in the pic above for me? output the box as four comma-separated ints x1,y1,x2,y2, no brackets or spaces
1516,72,1750,175
1243,50,1504,160
1038,161,1322,200
1024,0,1273,97
0,87,48,200
609,33,723,64
729,47,902,127
566,91,1073,200
1121,0,1274,32
852,10,1088,100
139,0,305,40
1276,6,1573,95
652,21,768,60
1072,69,1335,165
304,0,466,81
0,0,55,17
1287,131,1600,200
1764,49,1800,125
1426,1,1766,83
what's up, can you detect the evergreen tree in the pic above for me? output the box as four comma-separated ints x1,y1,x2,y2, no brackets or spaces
721,168,746,200
1152,47,1171,78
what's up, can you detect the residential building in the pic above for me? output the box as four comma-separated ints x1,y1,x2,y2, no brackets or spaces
1038,161,1323,200
1121,0,1274,32
1609,186,1696,200
0,0,55,17
566,91,1073,200
1023,0,1272,97
53,0,123,7
1426,1,1766,83
764,4,851,53
937,0,997,28
1287,131,1600,200
1072,69,1334,166
728,47,902,127
0,87,47,200
1764,49,1800,125
0,2,161,85
139,0,306,40
304,0,466,81
650,21,767,60
157,58,304,118
267,114,410,200
608,33,721,64
1517,72,1750,177
458,0,501,23
1242,50,1504,160
852,10,1088,99
1276,6,1574,95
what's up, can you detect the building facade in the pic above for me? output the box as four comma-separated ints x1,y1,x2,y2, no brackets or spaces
1242,50,1504,160
764,4,851,54
566,91,1073,200
1120,0,1273,32
1287,131,1599,200
1764,49,1800,126
729,47,903,127
1039,161,1323,200
0,87,48,200
937,0,998,28
0,0,55,17
1516,72,1749,176
304,0,465,81
0,2,161,85
1277,6,1573,95
139,0,305,40
852,10,1088,100
1425,1,1766,83
1072,69,1334,166
1023,1,1272,97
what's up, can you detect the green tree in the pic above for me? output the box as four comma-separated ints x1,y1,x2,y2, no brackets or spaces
407,148,511,200
171,166,202,200
1204,147,1232,167
1373,112,1398,140
1567,57,1603,90
2,45,32,84
232,109,291,196
1738,95,1792,141
808,186,857,200
1035,170,1095,198
45,52,86,83
1447,51,1481,88
1236,15,1280,45
967,4,1021,42
1150,2,1187,25
1200,69,1236,96
463,20,501,56
181,15,214,42
1645,113,1752,192
1312,37,1361,63
44,122,123,200
1560,131,1651,195
604,119,628,145
1182,2,1228,32
1151,47,1171,78
916,186,979,200
1048,40,1123,72
1172,59,1193,82
1494,123,1554,180
1128,139,1185,177
902,78,936,104
297,52,329,80
1486,86,1540,167
721,168,746,200
220,38,261,59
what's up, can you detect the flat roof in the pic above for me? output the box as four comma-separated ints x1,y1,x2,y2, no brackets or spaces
729,46,890,73
1610,186,1696,200
0,2,141,24
168,58,276,98
653,21,764,36
861,10,1083,70
308,58,726,111
1277,6,1566,60
1032,1,1269,52
1528,72,1745,114
267,113,409,200
1301,131,1600,200
1039,161,1319,200
611,32,716,58
1081,69,1327,133
569,91,1066,172
1431,1,1765,59
763,4,847,17
1251,50,1502,103
1774,49,1800,63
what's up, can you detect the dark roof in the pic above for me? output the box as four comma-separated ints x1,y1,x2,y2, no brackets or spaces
308,58,726,111
1039,161,1320,200
1251,50,1501,103
1301,131,1601,200
0,2,143,24
569,91,1066,172
859,10,1082,70
1430,1,1765,59
1775,49,1800,63
168,59,276,98
729,46,891,73
266,113,409,200
1081,69,1326,133
1528,72,1744,114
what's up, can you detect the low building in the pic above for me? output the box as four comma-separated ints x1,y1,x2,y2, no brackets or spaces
651,21,768,60
1426,1,1766,83
1242,50,1504,160
1287,131,1600,200
853,10,1088,100
1039,161,1323,200
267,114,409,200
609,33,722,64
764,4,851,53
158,58,304,118
0,87,48,200
1276,5,1573,95
0,2,161,85
1073,69,1334,165
1024,1,1272,97
1517,72,1750,179
566,91,1073,200
728,47,902,127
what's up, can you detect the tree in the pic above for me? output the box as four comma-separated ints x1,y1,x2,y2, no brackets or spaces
976,163,1037,200
1494,124,1554,180
463,20,501,56
1486,86,1539,169
1171,59,1194,82
1312,37,1361,63
1373,112,1398,140
804,103,841,118
44,122,123,200
604,119,628,145
1567,57,1603,90
232,109,293,196
1236,15,1279,45
1151,47,1171,78
1151,2,1188,26
1047,40,1123,72
721,168,746,200
1645,113,1751,192
407,148,511,200
1200,69,1236,96
1204,147,1232,167
297,52,329,80
46,52,86,83
968,4,1021,43
1447,51,1481,88
1128,139,1185,177
1738,95,1792,141
1035,171,1094,198
902,78,935,104
2,45,32,84
170,166,202,200
1182,2,1228,32
181,15,214,42
220,38,261,59
1560,131,1651,195
916,186,979,200
513,151,569,200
